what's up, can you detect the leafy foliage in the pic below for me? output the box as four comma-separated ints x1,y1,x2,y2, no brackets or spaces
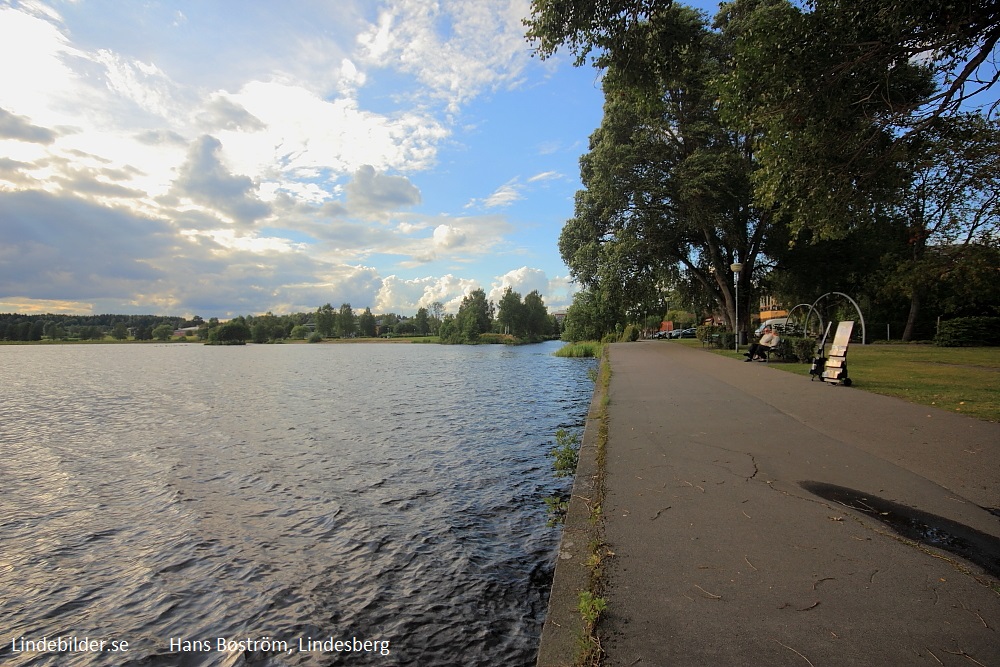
208,319,251,345
555,5,776,334
934,317,1000,347
549,429,581,477
527,0,1000,340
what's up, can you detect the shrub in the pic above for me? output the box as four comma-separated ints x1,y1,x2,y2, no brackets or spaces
620,324,640,342
934,317,1000,347
696,324,722,343
549,429,580,477
478,333,515,345
698,324,737,348
783,336,818,362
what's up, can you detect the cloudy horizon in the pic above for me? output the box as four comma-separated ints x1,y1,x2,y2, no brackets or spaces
0,0,625,318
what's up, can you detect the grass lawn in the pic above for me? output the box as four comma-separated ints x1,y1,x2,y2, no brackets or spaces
678,339,1000,422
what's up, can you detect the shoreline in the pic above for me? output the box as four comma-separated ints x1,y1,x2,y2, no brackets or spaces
535,351,608,666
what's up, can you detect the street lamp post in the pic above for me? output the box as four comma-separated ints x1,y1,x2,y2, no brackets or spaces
730,262,742,353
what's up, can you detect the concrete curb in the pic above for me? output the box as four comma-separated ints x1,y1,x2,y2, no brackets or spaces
535,355,607,667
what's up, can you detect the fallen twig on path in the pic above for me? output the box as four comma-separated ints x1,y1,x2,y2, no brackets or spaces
773,639,815,667
693,584,721,599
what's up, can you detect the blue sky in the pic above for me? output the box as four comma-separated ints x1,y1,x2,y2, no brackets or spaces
0,0,721,318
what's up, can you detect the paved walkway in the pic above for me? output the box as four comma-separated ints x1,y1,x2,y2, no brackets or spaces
597,341,1000,666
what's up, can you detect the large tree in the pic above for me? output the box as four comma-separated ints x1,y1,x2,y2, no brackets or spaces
561,287,623,342
496,287,525,336
358,307,377,337
337,303,355,338
883,113,1000,339
556,4,771,334
456,289,493,341
523,290,552,338
413,307,430,336
315,303,337,337
713,0,938,239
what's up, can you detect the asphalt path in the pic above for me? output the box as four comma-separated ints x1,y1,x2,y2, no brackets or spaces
598,341,1000,666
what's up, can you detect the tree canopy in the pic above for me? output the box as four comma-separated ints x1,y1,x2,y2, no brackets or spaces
556,4,774,334
528,0,1000,340
527,0,1000,238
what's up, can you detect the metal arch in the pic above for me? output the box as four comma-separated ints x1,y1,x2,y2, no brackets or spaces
807,292,867,344
785,303,819,336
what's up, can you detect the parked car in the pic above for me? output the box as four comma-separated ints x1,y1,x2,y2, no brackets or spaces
678,328,697,338
755,318,805,338
755,318,789,337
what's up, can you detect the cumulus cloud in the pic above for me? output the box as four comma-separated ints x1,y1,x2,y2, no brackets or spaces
0,108,57,144
432,224,468,249
488,266,550,300
483,267,579,312
196,95,267,133
215,81,448,190
171,135,271,225
345,164,421,218
541,274,579,312
256,264,385,315
375,274,480,313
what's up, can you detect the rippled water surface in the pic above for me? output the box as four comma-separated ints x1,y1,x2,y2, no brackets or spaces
0,342,596,666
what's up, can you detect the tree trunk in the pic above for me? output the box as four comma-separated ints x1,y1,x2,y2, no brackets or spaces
901,288,922,342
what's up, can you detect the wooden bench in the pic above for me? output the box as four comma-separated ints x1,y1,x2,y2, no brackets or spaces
761,338,794,362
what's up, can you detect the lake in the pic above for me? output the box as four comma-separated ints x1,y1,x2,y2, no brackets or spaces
0,341,597,666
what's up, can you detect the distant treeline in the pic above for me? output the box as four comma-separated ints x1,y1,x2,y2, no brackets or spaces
1,288,559,345
0,310,443,343
0,313,187,341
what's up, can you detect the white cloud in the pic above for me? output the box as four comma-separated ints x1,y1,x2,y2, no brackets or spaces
92,48,180,119
357,0,534,110
217,81,448,192
0,7,83,126
339,58,366,89
541,274,579,312
483,182,523,208
375,274,480,313
466,171,563,210
432,224,468,249
196,95,267,133
487,266,549,302
528,170,561,183
0,1,583,319
486,267,579,313
170,135,271,225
